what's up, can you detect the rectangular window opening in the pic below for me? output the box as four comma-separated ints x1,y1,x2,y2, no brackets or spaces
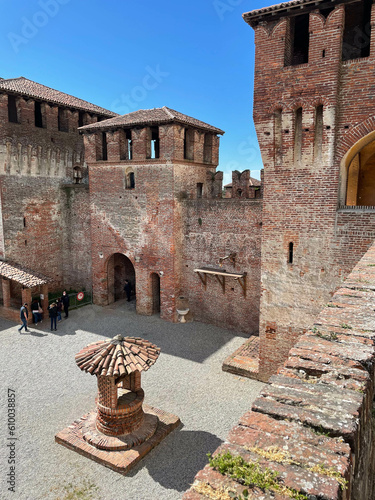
151,127,160,159
126,171,135,189
78,111,85,127
342,0,372,61
102,132,108,161
120,129,131,160
35,102,44,128
125,129,132,160
197,183,203,198
8,95,19,123
288,242,294,264
285,14,310,66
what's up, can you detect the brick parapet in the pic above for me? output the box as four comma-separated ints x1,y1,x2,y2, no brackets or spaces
184,241,375,499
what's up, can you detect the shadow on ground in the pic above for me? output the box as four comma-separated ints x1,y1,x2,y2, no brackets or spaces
130,427,223,493
1,300,250,364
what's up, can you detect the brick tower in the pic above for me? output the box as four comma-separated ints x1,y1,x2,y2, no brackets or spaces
244,0,375,380
80,107,223,322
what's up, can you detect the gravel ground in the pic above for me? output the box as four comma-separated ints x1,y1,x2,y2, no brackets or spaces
0,301,264,500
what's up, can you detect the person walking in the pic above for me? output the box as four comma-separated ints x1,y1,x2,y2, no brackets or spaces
18,303,29,332
31,299,42,325
62,290,70,318
124,280,132,302
49,302,58,331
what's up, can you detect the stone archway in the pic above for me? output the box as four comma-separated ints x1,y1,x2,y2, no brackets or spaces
339,129,375,206
107,254,135,304
346,138,375,206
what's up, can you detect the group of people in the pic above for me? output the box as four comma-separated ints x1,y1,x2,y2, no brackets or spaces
18,290,70,333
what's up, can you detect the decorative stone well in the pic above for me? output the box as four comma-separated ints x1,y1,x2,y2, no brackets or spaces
74,335,161,449
56,334,180,474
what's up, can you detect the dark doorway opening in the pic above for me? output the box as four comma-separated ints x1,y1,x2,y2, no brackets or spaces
107,253,135,304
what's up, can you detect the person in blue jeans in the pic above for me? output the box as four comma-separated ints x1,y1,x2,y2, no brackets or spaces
18,303,29,332
49,302,58,331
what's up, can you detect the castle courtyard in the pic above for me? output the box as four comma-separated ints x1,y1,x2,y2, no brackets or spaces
0,303,264,500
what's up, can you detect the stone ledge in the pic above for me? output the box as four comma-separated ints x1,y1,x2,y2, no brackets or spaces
183,242,375,499
222,336,259,378
55,404,180,475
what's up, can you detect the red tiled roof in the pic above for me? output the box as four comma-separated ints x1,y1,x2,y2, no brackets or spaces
0,77,116,117
78,106,224,134
75,335,161,377
0,261,50,287
243,0,330,26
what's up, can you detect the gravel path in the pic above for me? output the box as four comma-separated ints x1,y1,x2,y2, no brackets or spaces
0,301,264,500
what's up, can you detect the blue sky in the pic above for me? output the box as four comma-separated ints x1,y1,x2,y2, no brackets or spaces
0,0,273,183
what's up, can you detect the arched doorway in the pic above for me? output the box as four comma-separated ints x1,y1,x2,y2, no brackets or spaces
342,131,375,206
107,254,135,304
151,273,160,315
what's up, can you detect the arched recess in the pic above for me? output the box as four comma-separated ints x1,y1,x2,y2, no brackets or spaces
340,130,375,206
151,273,160,315
107,253,135,304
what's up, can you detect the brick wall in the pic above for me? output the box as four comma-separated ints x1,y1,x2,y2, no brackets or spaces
248,3,375,379
184,240,375,500
89,161,179,321
181,199,262,333
0,91,94,292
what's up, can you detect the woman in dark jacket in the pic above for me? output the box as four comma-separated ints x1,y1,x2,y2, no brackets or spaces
49,302,58,331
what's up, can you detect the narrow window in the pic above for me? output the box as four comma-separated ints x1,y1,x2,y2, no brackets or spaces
120,129,133,160
58,108,69,132
149,126,160,159
102,132,107,161
203,134,213,163
129,172,135,189
35,102,44,128
127,130,132,160
78,111,84,127
314,105,323,160
294,107,303,162
285,14,310,66
184,128,194,160
274,109,282,162
197,183,203,198
23,217,26,227
8,95,18,123
342,0,372,61
126,170,135,189
288,242,294,264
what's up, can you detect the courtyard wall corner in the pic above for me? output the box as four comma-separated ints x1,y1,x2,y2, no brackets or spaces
184,241,375,499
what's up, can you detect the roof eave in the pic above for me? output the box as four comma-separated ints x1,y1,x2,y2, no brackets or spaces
242,0,351,27
79,119,224,135
0,88,116,118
